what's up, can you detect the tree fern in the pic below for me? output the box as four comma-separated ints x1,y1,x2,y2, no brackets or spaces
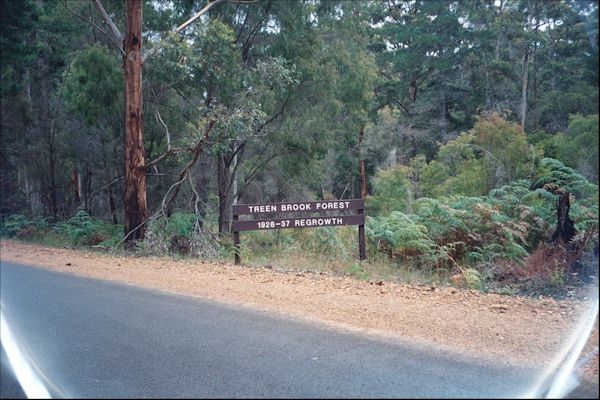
533,158,598,198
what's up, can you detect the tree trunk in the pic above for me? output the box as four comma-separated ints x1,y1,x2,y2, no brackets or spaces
37,52,57,220
520,49,529,131
494,0,504,62
84,165,92,215
230,150,238,225
108,185,118,225
358,127,367,199
194,157,211,228
123,0,147,244
217,154,230,236
520,2,535,132
359,160,367,199
48,130,58,218
23,67,32,113
553,191,576,245
494,37,500,62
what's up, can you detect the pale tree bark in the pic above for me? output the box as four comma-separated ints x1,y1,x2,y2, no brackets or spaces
358,127,367,199
230,151,238,225
92,0,123,44
217,154,229,235
494,0,504,62
520,49,529,130
520,1,537,132
37,45,58,219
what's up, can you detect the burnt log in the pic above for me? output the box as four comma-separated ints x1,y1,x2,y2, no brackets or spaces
552,190,576,245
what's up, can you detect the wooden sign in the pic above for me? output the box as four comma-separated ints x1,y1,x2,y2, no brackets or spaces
233,199,364,215
232,199,366,264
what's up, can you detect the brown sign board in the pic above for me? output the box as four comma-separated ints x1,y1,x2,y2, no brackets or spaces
233,199,364,215
233,214,364,232
232,198,366,265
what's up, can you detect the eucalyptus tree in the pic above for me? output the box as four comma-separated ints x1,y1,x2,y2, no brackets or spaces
139,0,297,236
455,0,598,133
369,0,471,162
65,0,258,244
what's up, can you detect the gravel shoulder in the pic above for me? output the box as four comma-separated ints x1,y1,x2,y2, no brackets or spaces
1,240,597,388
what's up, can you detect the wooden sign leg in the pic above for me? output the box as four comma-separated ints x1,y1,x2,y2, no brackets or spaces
234,230,240,265
358,209,366,260
233,215,240,265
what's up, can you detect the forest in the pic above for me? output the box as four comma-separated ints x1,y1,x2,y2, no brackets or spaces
1,0,598,295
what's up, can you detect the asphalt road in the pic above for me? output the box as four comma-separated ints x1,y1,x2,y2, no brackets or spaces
0,261,547,398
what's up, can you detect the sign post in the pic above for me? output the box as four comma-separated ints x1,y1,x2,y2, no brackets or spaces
358,207,366,260
233,213,240,265
232,199,365,265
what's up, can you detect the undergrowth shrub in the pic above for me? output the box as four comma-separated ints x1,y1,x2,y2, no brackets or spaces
365,211,435,262
1,211,121,247
365,158,599,293
136,213,221,258
514,244,577,295
52,210,122,247
366,164,414,215
1,214,48,239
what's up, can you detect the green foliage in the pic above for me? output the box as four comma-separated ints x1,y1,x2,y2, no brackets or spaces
2,211,122,247
1,0,598,299
532,158,598,199
240,225,356,263
64,45,122,125
1,214,47,238
531,158,600,246
53,210,122,247
367,165,414,216
364,162,598,292
298,227,350,259
165,212,199,237
366,212,435,261
553,114,599,184
462,268,484,291
345,262,371,281
420,113,534,197
0,0,39,96
136,213,221,258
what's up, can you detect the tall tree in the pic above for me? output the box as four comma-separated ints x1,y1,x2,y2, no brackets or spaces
75,0,254,244
123,0,147,242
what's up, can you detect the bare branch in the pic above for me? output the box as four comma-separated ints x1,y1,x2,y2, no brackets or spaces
227,141,246,166
188,173,202,216
62,0,125,55
143,0,258,63
92,0,123,44
237,152,278,200
176,0,259,34
113,215,152,249
142,47,159,63
145,147,189,169
155,109,172,150
174,0,229,34
161,120,217,216
50,62,71,131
